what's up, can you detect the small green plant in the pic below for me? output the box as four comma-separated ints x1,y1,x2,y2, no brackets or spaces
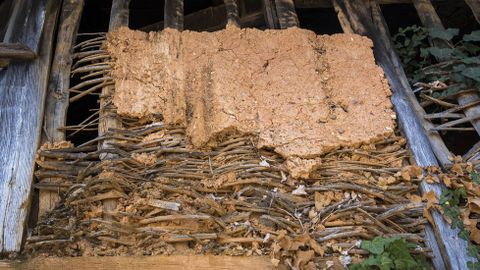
439,180,480,269
393,27,480,98
350,236,429,270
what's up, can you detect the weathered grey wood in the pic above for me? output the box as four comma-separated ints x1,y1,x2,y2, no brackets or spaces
262,0,279,29
274,0,298,28
43,0,85,143
0,0,61,254
109,0,130,31
332,1,473,269
413,0,480,144
224,0,240,27
368,0,453,168
0,0,15,41
458,93,480,135
465,0,480,24
40,0,85,219
100,0,130,220
164,0,184,30
142,4,264,32
0,43,35,60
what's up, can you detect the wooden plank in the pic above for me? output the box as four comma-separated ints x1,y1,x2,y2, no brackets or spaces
331,1,472,269
0,0,61,254
275,0,299,28
164,0,184,30
100,0,130,220
0,43,35,60
0,256,279,270
224,0,241,27
412,0,480,142
0,0,15,40
262,0,279,29
40,0,85,219
465,0,480,24
142,4,264,32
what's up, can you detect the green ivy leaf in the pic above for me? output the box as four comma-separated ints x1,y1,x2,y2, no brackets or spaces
378,253,394,270
361,237,387,255
428,27,459,41
464,30,480,42
462,67,480,82
428,47,453,59
472,171,480,184
462,57,480,64
461,43,480,54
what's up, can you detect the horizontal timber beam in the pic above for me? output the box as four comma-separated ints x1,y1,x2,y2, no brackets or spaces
0,256,281,270
295,0,448,8
142,4,264,32
0,43,35,61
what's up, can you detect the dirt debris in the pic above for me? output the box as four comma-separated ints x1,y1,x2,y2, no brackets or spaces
106,26,395,178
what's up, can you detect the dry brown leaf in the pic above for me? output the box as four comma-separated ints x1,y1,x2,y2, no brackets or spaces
441,174,452,188
461,209,480,244
294,250,314,269
451,163,464,176
408,194,422,203
315,191,334,210
309,238,325,256
422,190,438,204
469,198,480,214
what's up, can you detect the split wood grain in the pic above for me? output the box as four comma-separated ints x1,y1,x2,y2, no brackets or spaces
0,0,61,253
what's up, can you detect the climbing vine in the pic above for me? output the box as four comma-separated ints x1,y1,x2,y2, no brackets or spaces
393,26,480,98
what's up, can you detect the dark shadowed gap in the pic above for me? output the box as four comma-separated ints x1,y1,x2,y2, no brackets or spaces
129,0,164,29
66,0,112,146
296,8,342,35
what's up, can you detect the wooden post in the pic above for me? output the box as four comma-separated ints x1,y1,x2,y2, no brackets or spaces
465,0,480,24
332,1,473,268
274,0,299,28
224,0,240,27
0,0,61,254
262,0,279,29
164,0,184,30
412,0,480,145
99,0,130,219
40,0,85,219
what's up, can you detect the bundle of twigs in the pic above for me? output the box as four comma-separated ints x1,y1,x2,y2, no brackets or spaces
27,36,430,267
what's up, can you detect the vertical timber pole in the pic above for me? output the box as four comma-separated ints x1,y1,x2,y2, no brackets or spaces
100,0,130,219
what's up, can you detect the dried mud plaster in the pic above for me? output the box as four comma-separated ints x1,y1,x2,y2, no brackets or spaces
106,26,395,177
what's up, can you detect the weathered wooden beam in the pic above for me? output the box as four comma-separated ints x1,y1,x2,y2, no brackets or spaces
0,0,61,254
332,1,472,269
224,0,241,27
109,0,130,31
275,0,299,28
0,43,35,60
100,0,130,220
142,4,264,32
0,0,15,41
262,0,279,29
413,0,480,142
40,0,85,219
464,0,480,24
164,0,184,30
0,256,280,270
294,0,448,8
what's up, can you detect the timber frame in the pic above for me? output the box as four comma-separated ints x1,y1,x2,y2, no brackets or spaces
0,0,479,269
